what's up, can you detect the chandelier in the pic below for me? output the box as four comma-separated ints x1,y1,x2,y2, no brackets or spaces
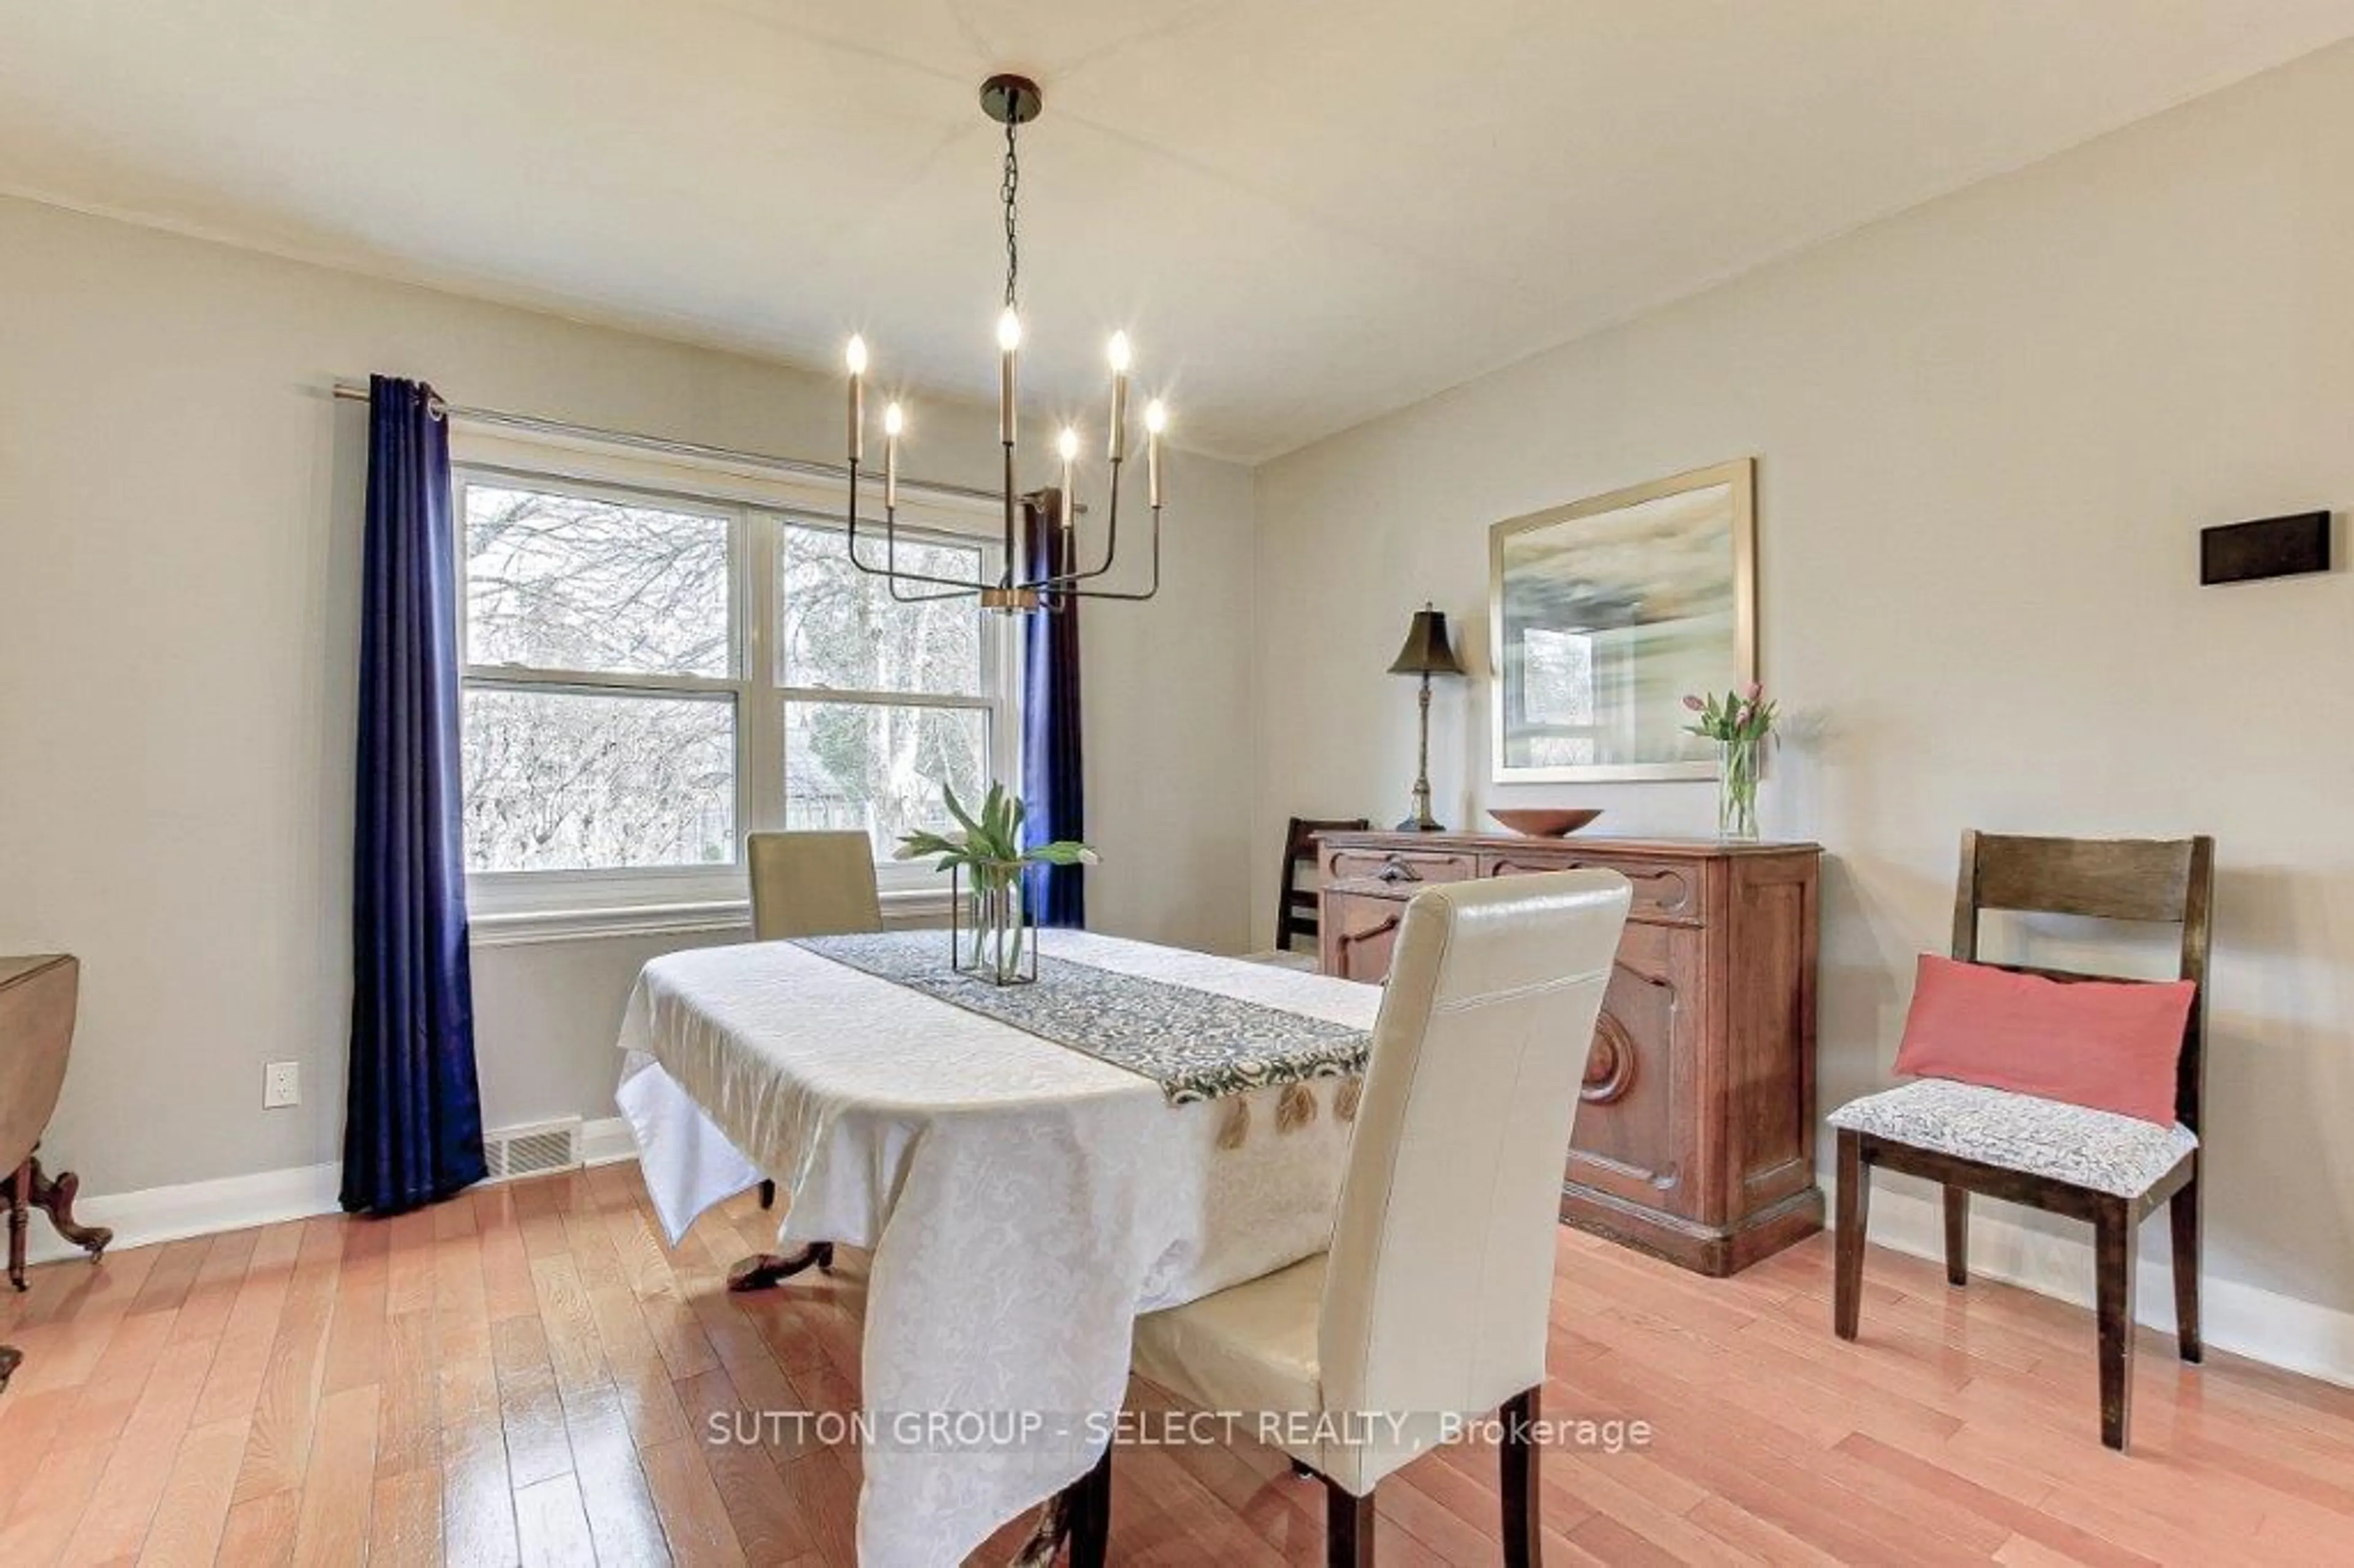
840,74,1165,614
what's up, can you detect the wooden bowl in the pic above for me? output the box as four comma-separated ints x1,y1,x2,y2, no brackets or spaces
1487,807,1603,838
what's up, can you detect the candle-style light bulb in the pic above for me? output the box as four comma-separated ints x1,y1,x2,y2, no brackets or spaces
1056,425,1079,534
883,402,904,511
996,308,1021,444
1106,331,1132,462
1143,399,1167,508
844,335,868,462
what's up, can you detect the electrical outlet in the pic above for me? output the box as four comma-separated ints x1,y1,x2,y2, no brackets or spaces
264,1060,300,1109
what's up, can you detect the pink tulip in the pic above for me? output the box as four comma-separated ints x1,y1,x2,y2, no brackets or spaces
1743,681,1762,702
1682,694,1705,712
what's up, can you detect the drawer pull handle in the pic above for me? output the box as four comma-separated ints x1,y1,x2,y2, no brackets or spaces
1376,858,1422,884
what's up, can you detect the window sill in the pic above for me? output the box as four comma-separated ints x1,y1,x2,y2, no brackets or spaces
468,888,955,948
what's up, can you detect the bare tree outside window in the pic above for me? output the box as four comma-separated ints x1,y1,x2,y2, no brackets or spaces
460,482,737,875
463,689,734,871
780,523,993,856
465,485,730,677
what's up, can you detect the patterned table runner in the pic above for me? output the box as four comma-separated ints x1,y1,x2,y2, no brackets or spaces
791,931,1368,1105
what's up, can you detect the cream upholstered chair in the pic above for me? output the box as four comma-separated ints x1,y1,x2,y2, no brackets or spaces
1061,868,1632,1566
744,831,883,1222
746,829,883,942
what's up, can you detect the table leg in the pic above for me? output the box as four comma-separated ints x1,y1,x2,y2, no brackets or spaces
726,1241,835,1293
25,1155,110,1262
1010,1491,1072,1566
7,1157,28,1291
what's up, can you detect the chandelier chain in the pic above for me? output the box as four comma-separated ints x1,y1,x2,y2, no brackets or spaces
1000,113,1019,310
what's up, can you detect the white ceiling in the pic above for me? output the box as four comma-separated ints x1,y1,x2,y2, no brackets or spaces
8,2,2354,461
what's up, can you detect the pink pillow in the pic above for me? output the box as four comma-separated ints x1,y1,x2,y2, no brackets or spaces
1892,954,2194,1126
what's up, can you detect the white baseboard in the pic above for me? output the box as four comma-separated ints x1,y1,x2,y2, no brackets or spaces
23,1119,646,1267
581,1115,639,1167
1864,1174,2354,1391
23,1159,343,1267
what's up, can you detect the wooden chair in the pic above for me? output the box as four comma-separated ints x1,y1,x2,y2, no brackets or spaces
1829,831,2214,1452
1243,816,1369,971
1060,869,1634,1565
740,831,883,1266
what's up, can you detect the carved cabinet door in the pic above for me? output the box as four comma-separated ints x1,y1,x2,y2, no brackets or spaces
1320,891,1407,985
1563,919,1704,1222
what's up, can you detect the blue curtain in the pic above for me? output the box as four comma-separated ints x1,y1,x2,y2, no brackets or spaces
341,376,489,1216
1021,495,1086,927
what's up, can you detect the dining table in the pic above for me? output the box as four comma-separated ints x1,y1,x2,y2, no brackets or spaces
614,926,1380,1566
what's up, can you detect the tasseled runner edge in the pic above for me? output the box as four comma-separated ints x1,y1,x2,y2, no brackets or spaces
1217,1097,1251,1150
1216,1076,1362,1151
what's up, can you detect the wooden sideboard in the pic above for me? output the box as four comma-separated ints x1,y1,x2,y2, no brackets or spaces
1317,831,1823,1276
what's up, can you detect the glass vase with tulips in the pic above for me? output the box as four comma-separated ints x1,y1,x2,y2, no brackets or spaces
1682,682,1778,842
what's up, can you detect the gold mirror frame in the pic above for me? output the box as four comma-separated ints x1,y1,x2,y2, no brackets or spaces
1488,458,1758,784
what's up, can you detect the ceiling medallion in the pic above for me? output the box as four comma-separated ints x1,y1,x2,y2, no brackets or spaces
840,73,1165,612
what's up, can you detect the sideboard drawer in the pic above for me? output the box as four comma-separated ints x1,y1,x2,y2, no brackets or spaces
1320,891,1408,984
1479,850,1704,924
1324,845,1477,891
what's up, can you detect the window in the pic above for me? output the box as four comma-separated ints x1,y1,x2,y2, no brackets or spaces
779,523,996,854
455,454,1010,918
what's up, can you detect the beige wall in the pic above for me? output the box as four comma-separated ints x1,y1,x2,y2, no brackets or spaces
0,194,1258,1195
1255,44,2354,1332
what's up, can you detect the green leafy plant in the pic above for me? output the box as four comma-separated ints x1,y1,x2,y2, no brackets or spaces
896,782,1095,980
893,780,1096,878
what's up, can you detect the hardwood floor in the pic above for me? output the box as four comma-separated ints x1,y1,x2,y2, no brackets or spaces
3,1166,2350,1566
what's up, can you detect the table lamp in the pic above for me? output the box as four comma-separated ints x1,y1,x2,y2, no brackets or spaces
1387,603,1467,831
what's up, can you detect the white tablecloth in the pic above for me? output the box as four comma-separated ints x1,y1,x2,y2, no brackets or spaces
614,929,1378,1565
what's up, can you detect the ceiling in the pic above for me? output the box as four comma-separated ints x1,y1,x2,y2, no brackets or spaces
8,2,2354,462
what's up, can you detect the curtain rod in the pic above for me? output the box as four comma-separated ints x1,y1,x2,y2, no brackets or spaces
329,379,1023,509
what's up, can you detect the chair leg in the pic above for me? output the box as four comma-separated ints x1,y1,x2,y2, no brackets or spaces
1942,1186,1969,1287
1501,1385,1542,1568
2170,1168,2203,1363
1834,1129,1870,1340
2095,1198,2138,1452
1062,1442,1113,1568
1324,1478,1374,1568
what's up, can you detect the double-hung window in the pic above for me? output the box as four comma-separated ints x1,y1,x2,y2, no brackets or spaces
777,521,996,848
455,439,1012,929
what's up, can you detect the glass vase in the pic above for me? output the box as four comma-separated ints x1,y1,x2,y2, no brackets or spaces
953,864,1035,986
1717,737,1761,842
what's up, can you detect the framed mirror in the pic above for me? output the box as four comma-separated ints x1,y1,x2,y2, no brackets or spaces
1489,459,1756,782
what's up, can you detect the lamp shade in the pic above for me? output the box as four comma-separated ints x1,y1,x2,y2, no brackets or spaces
1387,604,1466,677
